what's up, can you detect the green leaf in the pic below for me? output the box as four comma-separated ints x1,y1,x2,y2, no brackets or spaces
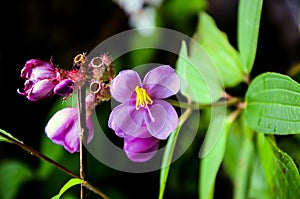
0,129,19,143
237,0,263,73
233,124,254,199
0,160,33,199
191,12,244,87
51,178,83,199
199,108,231,199
245,72,300,134
257,134,300,199
223,119,244,181
248,154,272,199
176,40,223,104
159,125,182,199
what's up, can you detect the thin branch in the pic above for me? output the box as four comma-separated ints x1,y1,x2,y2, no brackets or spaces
0,130,110,199
167,97,240,110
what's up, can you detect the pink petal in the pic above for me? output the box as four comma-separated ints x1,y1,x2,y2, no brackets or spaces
21,59,56,80
123,127,160,162
144,103,167,139
143,65,180,99
145,100,178,140
45,108,77,145
110,70,142,103
108,103,145,137
45,107,94,153
27,79,57,101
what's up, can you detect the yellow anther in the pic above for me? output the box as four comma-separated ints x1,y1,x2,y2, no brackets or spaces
135,86,153,110
73,53,86,65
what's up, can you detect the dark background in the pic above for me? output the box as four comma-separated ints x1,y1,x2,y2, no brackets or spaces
0,0,299,198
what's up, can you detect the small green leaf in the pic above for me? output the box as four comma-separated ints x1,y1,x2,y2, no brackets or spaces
176,40,223,104
237,0,263,73
159,125,182,199
257,134,300,198
245,72,300,134
191,12,244,87
0,160,33,199
51,178,83,199
199,108,231,199
0,129,19,143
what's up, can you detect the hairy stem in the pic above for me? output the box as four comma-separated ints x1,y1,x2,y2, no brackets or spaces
77,87,88,199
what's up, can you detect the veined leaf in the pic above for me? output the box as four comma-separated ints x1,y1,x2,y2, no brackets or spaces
257,134,300,199
237,0,263,73
51,178,83,199
191,12,244,87
176,40,223,104
245,72,300,134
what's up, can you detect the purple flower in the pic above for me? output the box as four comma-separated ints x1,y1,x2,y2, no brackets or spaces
18,59,75,101
45,107,94,153
108,65,180,161
20,59,57,81
18,59,59,101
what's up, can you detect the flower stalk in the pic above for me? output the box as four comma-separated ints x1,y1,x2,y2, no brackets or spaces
77,86,88,199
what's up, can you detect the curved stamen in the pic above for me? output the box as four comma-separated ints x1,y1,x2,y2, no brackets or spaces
135,86,153,110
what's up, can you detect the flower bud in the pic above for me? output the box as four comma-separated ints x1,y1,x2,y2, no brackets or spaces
54,79,74,96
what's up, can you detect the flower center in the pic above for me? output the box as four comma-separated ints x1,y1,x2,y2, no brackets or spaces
135,86,153,110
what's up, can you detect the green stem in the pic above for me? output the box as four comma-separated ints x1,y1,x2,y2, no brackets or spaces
0,130,110,199
166,97,240,110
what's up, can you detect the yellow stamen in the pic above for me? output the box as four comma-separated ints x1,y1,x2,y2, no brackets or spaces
135,86,153,110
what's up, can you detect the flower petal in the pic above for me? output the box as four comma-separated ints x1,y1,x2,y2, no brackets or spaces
144,103,167,139
54,79,74,96
143,65,180,99
110,70,142,103
21,59,56,80
124,127,160,162
145,100,178,139
27,79,57,101
45,107,94,153
45,107,77,146
63,114,94,153
63,118,80,153
108,103,145,137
